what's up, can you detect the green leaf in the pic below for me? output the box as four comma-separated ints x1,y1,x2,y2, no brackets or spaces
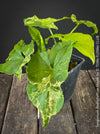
26,51,52,83
0,40,34,79
6,40,24,59
78,20,98,36
24,15,70,30
21,40,34,57
71,14,77,22
26,78,64,127
71,14,98,36
0,50,24,76
63,33,95,64
45,34,63,44
26,41,72,127
45,33,95,64
50,41,73,83
28,26,46,52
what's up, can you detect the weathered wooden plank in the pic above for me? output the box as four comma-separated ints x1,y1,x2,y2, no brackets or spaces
88,70,96,84
39,102,77,134
0,74,13,133
71,70,100,134
88,70,100,86
1,74,37,134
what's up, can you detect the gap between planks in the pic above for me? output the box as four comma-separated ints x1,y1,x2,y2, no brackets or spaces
71,70,100,134
1,70,99,134
0,74,13,133
1,74,37,134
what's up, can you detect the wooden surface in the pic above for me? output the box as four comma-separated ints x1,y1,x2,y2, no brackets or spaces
0,74,13,133
0,70,100,134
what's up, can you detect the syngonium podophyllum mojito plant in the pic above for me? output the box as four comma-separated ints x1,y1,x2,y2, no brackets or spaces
0,14,98,126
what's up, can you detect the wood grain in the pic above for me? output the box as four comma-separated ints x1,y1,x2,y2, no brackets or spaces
71,70,100,134
0,74,13,133
1,74,37,134
88,70,100,86
88,70,96,84
0,70,99,134
39,102,77,134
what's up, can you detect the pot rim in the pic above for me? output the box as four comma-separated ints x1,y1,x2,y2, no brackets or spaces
68,54,85,74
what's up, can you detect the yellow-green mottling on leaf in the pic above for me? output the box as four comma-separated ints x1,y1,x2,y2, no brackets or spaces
0,14,98,127
26,42,73,126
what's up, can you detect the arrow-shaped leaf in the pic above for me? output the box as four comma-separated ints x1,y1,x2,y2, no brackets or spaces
45,33,95,64
26,78,64,127
0,40,34,79
49,41,73,83
26,51,52,83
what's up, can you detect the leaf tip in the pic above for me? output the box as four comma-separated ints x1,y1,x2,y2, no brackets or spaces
92,57,95,65
71,14,77,22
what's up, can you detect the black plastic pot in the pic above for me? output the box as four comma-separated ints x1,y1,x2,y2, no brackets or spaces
61,54,85,103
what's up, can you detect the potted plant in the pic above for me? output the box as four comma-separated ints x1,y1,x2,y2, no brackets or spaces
0,14,98,127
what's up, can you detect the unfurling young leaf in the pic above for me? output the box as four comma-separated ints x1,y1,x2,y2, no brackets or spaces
28,26,46,52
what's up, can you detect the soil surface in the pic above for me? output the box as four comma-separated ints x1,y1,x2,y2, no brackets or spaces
68,61,78,71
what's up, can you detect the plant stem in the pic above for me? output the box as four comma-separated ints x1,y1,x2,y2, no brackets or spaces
49,28,57,44
70,24,79,33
